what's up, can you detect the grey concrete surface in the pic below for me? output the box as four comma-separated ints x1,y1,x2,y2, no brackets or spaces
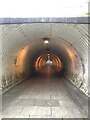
0,17,90,24
1,74,88,119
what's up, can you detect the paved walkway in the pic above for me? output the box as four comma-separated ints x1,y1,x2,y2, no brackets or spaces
2,74,88,118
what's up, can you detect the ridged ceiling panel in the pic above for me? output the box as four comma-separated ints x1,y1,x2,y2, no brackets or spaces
1,23,89,61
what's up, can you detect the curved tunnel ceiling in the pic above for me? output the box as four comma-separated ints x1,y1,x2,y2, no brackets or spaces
2,23,88,56
2,24,88,72
1,23,89,95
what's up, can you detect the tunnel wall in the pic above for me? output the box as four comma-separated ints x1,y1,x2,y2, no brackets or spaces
0,26,2,93
0,22,89,96
2,46,31,93
63,44,88,96
2,54,25,93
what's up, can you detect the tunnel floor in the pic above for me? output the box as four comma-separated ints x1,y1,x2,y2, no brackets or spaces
2,75,88,118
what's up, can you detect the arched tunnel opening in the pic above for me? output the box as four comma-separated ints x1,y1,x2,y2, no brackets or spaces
15,39,80,79
2,23,88,94
35,52,63,76
1,20,89,118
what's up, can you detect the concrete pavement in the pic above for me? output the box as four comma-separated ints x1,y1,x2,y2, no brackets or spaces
1,74,88,119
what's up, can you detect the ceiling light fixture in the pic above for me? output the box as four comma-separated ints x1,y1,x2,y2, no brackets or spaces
44,40,49,44
43,38,50,44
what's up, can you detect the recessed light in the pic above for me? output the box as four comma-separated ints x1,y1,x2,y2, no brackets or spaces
43,37,50,44
44,40,49,44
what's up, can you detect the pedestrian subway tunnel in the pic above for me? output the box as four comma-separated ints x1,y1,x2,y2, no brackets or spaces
1,22,88,97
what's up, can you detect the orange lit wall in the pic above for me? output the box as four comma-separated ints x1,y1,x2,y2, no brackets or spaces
15,46,29,75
